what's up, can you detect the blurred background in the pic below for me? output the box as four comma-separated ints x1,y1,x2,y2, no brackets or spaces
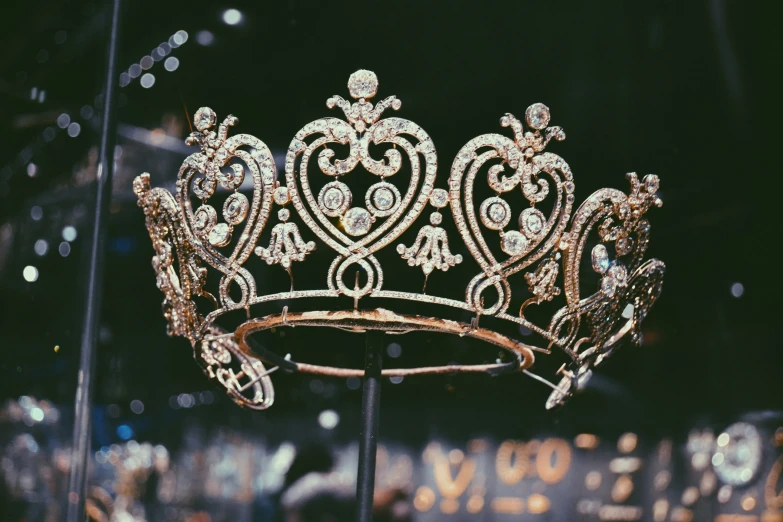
0,1,780,521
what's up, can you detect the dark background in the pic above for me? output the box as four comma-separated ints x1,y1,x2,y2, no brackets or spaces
0,0,779,449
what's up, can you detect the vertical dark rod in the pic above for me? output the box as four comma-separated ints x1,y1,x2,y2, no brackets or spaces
66,1,122,521
356,330,384,522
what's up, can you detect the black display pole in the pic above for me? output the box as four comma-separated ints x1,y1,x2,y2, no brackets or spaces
356,330,384,522
65,1,122,521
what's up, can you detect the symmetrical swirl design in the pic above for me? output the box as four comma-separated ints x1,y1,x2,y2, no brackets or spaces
135,70,665,409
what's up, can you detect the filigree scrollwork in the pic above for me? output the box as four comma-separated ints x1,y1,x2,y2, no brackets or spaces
255,209,316,269
451,105,573,316
285,69,436,301
197,327,275,411
397,189,463,284
134,173,210,340
520,254,562,317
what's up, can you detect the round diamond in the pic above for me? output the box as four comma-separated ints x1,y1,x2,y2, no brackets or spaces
223,193,248,225
430,212,442,225
429,188,449,208
373,187,394,210
501,231,527,256
319,181,352,217
525,103,550,130
278,208,290,222
341,207,372,236
347,69,378,99
273,186,291,205
600,276,618,296
527,214,543,233
193,107,216,132
608,261,627,282
208,223,231,247
195,212,207,230
324,188,343,210
479,197,511,230
193,205,216,234
488,203,506,223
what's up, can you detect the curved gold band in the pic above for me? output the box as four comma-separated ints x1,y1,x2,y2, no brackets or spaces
233,308,536,377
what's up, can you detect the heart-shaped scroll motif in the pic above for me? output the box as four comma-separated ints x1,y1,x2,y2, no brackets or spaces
283,73,436,297
449,106,574,314
176,108,276,308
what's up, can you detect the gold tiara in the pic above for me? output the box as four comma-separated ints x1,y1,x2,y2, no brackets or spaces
133,69,664,411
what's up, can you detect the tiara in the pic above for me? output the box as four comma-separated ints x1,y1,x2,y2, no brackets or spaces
133,69,664,411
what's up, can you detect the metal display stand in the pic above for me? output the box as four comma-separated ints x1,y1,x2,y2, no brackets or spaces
356,331,384,522
65,0,123,520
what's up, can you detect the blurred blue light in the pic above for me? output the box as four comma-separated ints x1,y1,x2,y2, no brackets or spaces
116,424,133,440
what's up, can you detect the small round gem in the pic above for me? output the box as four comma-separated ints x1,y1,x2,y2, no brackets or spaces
347,69,379,99
193,205,217,235
607,261,627,282
600,276,618,296
273,186,291,205
430,212,442,225
501,231,527,256
208,223,231,247
319,181,351,217
644,174,660,194
193,107,216,132
324,188,343,210
365,182,400,218
223,193,249,225
429,188,449,208
525,103,551,130
479,197,511,230
519,208,546,238
373,187,394,211
527,214,543,233
341,207,372,236
278,208,290,222
489,203,506,223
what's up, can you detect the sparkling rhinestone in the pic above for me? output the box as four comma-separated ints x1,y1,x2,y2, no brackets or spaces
616,237,632,255
208,223,231,247
501,231,527,256
600,276,618,296
347,69,378,99
323,188,344,211
644,174,660,194
608,261,627,282
227,199,239,214
488,203,506,223
592,244,610,274
341,207,372,236
429,188,449,208
193,107,216,132
430,212,442,225
273,186,291,205
525,103,550,130
373,187,394,210
278,208,290,222
423,262,434,275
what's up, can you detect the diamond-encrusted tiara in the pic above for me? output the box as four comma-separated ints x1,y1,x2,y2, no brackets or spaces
133,69,664,410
